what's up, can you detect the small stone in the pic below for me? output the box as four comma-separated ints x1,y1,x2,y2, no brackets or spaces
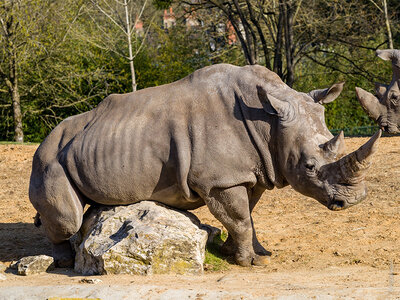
0,274,6,281
16,255,54,276
79,278,102,284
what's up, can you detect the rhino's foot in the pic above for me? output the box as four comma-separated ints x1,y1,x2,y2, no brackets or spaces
53,241,75,268
252,254,270,266
235,252,269,267
253,241,271,256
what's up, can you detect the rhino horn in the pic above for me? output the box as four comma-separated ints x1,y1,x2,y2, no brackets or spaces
323,131,345,157
336,130,381,183
355,87,386,121
374,82,388,100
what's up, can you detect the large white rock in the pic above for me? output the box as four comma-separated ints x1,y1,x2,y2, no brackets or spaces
72,201,212,276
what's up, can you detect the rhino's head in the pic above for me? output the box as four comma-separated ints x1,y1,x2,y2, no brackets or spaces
356,49,400,134
259,82,380,211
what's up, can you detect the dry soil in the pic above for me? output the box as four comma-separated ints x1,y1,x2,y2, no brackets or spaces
0,136,399,299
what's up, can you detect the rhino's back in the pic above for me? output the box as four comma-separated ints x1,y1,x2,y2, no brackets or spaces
62,64,263,207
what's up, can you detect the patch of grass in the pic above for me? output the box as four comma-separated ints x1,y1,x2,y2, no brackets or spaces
204,231,231,272
0,141,39,145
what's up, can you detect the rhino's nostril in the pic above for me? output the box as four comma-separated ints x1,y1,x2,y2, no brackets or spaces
329,200,345,211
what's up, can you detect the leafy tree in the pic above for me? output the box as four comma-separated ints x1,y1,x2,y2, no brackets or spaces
0,0,50,142
80,0,158,92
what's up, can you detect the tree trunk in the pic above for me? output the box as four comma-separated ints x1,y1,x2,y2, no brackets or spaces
273,5,283,78
245,0,271,69
9,50,23,142
4,60,23,142
11,83,23,143
382,0,393,49
124,0,137,92
233,0,257,64
0,0,24,142
282,0,295,87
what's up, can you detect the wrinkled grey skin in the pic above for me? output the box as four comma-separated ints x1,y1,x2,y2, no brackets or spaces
29,64,381,268
356,49,400,134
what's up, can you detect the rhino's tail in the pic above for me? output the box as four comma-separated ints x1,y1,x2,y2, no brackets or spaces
34,212,42,227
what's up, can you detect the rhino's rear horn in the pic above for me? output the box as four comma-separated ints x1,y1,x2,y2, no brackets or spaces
323,131,345,157
374,82,388,100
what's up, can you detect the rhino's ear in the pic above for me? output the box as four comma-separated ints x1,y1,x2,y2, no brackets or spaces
308,82,345,104
376,49,400,68
374,82,388,100
256,85,295,122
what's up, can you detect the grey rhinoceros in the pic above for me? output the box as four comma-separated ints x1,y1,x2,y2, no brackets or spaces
29,64,381,268
356,49,400,134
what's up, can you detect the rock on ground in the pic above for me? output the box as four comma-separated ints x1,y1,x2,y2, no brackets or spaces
72,201,212,276
15,255,54,276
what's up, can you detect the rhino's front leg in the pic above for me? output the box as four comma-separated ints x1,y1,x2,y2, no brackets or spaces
205,185,268,267
249,185,271,256
220,185,270,257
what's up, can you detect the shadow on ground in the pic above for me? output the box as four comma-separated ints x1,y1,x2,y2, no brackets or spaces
0,223,51,262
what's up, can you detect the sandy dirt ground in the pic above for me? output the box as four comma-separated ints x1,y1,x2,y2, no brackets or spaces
0,136,399,299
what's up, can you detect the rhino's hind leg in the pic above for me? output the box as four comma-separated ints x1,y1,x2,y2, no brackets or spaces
204,185,268,267
52,241,75,268
30,161,85,268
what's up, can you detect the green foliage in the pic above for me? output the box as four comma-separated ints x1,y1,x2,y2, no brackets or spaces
135,25,212,88
0,0,399,142
204,231,230,272
153,0,173,10
293,43,393,132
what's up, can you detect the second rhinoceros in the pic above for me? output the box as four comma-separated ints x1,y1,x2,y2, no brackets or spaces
356,49,400,134
29,64,380,268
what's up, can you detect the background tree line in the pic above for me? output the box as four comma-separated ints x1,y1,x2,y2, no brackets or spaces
0,0,399,142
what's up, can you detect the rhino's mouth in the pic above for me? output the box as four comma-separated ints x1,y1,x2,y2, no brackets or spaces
327,183,368,211
385,125,400,134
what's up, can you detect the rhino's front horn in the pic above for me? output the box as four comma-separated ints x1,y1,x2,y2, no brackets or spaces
337,130,381,184
355,87,386,122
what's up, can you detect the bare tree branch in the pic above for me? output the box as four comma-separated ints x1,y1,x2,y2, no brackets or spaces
90,0,127,34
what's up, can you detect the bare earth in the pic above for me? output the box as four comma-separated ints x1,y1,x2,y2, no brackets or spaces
0,136,399,299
